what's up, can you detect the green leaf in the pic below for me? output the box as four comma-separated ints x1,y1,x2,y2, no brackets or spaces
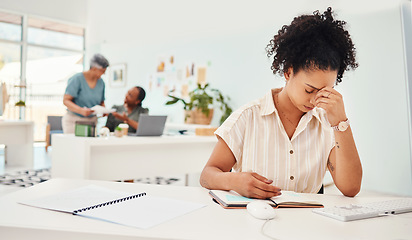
164,83,233,124
165,99,179,105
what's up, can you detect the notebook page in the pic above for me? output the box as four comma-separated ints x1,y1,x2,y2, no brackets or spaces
19,185,131,213
77,195,206,229
270,191,319,204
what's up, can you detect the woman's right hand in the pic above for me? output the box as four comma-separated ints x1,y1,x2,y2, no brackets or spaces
200,137,282,199
231,172,282,199
81,107,94,117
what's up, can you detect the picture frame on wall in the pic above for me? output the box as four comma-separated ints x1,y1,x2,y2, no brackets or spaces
109,63,126,87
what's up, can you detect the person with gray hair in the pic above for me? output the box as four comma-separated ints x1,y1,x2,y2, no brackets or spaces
90,53,110,69
62,53,110,133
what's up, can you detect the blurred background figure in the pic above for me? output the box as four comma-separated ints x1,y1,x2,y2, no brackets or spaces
105,86,149,133
62,54,109,133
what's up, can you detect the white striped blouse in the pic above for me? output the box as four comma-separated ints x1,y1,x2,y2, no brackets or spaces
215,88,335,193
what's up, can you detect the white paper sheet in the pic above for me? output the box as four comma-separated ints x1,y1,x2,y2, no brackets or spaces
19,185,205,229
91,105,115,114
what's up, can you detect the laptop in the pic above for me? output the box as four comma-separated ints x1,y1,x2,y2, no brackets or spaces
129,114,167,136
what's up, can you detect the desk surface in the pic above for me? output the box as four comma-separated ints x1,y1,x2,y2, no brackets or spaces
53,134,217,145
1,179,411,240
0,120,33,167
0,120,33,126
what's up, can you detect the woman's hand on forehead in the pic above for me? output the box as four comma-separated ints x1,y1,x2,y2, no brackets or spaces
314,87,346,126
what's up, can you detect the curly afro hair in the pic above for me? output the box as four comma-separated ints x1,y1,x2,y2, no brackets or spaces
266,7,358,84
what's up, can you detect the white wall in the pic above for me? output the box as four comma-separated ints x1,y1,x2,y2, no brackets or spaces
86,0,296,122
402,1,412,196
342,2,411,196
0,0,87,25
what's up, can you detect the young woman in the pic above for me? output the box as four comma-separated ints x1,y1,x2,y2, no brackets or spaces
200,7,362,198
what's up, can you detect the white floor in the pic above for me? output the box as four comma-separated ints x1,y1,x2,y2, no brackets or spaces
0,142,51,197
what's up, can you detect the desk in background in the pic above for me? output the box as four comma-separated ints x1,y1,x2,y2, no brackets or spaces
51,134,217,185
0,120,33,168
0,178,411,240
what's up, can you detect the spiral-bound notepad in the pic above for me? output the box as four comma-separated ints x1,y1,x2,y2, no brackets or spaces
19,185,205,229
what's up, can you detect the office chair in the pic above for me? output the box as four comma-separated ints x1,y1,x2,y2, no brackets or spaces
318,185,324,194
45,116,63,152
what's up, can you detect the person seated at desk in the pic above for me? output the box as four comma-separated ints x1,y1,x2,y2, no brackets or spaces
200,7,362,199
105,86,148,133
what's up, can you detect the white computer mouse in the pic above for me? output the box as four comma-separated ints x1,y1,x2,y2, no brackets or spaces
246,200,276,220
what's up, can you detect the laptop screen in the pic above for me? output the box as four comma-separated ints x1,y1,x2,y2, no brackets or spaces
132,115,167,136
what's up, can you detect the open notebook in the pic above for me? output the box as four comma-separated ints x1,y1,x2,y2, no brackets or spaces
210,190,323,209
19,185,205,229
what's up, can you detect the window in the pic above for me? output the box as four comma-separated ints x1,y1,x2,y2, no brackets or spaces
0,12,22,120
28,18,84,51
0,11,84,141
0,12,22,42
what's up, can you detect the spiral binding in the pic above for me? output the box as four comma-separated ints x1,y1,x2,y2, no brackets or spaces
73,192,147,214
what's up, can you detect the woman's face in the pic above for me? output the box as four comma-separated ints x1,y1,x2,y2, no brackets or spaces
124,87,140,106
284,67,338,113
91,67,106,78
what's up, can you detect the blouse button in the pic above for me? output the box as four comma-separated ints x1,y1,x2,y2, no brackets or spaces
290,150,294,154
290,176,294,180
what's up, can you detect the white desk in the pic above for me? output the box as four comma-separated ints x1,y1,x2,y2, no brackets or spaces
0,178,411,240
51,134,217,184
0,120,33,168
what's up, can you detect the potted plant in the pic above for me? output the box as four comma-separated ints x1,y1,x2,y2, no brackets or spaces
15,100,26,107
166,83,232,125
114,126,123,137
